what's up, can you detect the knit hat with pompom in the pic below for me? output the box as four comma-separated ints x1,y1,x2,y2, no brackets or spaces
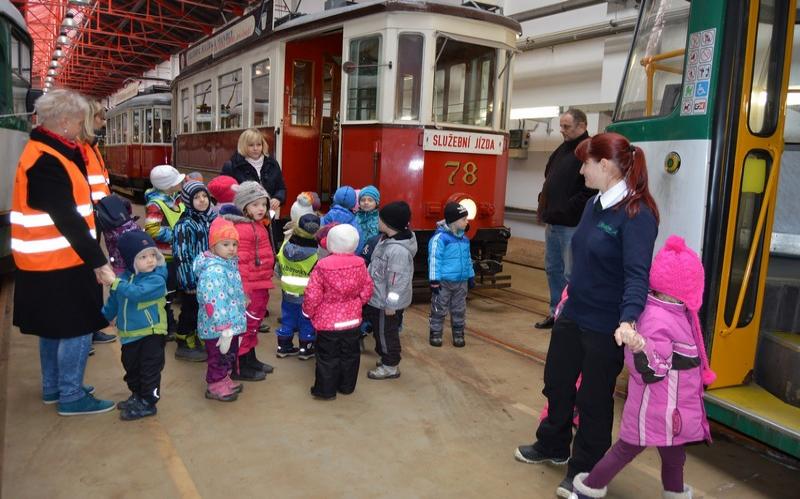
650,235,716,385
290,191,320,222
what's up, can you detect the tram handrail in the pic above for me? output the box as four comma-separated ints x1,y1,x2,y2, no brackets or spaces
641,48,686,116
721,155,779,337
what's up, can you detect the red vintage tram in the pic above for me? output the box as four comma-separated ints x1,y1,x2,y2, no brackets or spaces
172,0,520,285
104,91,173,201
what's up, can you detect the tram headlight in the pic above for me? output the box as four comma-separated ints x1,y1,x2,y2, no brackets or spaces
447,193,477,220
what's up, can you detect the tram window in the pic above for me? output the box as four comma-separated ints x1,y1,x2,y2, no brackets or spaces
395,33,423,121
194,80,213,132
433,37,496,127
153,108,162,143
252,59,270,126
724,151,772,327
748,0,790,136
121,112,128,143
219,70,242,130
347,35,381,121
291,60,313,126
322,63,333,118
132,109,141,143
162,108,172,143
181,88,190,133
615,0,689,121
145,108,154,143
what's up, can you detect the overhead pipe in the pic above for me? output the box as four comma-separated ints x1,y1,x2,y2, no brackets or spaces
517,15,638,52
510,0,607,23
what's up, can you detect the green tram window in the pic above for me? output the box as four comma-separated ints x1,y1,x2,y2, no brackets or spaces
748,0,791,136
724,151,772,328
615,0,689,121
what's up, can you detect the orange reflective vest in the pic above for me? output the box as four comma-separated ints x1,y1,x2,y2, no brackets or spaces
11,140,97,271
82,141,111,202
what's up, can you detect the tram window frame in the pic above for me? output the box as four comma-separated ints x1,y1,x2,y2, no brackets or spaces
395,33,424,122
291,59,313,126
161,107,172,143
251,59,270,127
614,0,689,122
132,109,141,143
218,69,243,130
433,36,496,127
181,88,190,133
346,34,382,121
145,108,154,143
194,80,214,132
153,108,162,143
747,0,790,136
724,150,772,328
121,112,128,143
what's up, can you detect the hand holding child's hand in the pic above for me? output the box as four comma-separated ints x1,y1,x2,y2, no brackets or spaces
95,264,116,286
614,324,646,353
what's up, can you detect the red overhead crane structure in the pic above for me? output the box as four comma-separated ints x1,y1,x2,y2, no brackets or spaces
12,0,256,97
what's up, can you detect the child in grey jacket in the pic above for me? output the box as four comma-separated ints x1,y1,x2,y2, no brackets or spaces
364,201,417,380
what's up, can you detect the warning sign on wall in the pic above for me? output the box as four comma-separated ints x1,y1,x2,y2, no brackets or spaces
681,28,716,116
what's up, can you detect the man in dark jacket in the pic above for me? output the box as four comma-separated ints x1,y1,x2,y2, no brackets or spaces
535,108,596,329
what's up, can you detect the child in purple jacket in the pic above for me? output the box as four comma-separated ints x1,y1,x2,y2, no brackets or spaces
570,235,715,499
103,197,142,275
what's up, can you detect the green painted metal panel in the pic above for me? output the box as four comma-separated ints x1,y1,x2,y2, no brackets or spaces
704,399,800,459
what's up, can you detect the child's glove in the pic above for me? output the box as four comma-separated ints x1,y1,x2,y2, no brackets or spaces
430,281,440,295
467,277,475,289
614,325,645,353
217,329,234,354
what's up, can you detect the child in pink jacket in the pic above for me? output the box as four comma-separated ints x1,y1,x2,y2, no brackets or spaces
303,224,373,400
571,236,714,499
224,181,275,381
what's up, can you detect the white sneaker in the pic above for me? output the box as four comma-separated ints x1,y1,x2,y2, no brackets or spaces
367,364,400,380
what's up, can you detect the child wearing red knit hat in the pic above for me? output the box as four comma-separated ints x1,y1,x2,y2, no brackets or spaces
571,235,714,499
207,175,240,215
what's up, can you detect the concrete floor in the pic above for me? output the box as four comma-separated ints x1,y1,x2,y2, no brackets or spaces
1,263,797,498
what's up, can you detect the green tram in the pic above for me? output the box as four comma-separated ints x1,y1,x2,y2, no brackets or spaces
607,0,800,458
0,0,34,273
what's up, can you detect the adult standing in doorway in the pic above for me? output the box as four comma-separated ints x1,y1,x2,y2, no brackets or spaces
515,132,659,498
534,108,596,329
12,89,116,416
222,128,287,213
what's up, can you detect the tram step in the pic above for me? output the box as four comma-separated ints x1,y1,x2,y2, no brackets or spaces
761,279,800,333
754,331,800,408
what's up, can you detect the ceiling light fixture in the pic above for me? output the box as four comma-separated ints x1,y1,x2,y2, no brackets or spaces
50,59,59,68
47,68,57,76
69,0,93,5
61,13,76,28
57,32,70,45
53,47,64,58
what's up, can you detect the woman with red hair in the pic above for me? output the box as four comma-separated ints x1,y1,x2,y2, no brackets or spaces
515,132,659,498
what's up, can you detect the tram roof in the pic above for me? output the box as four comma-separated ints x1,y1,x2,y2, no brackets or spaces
107,91,171,114
11,0,254,98
1,0,26,35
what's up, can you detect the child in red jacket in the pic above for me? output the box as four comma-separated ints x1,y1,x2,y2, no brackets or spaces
223,181,275,381
303,224,373,400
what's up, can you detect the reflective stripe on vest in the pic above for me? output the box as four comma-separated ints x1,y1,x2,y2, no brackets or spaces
277,242,318,296
11,139,96,271
281,275,310,286
83,142,110,201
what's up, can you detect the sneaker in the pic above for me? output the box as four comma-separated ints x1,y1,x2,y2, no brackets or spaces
223,376,243,394
367,364,400,380
205,380,238,401
276,343,300,358
43,385,95,405
514,444,569,465
298,342,315,360
88,346,95,356
92,331,117,344
57,394,115,416
555,470,578,498
175,344,207,362
120,398,157,421
310,387,336,401
116,394,138,411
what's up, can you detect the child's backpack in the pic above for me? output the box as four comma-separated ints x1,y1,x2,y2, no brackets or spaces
94,194,134,232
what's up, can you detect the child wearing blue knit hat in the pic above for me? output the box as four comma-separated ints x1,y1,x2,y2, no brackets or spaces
355,185,380,245
321,185,363,252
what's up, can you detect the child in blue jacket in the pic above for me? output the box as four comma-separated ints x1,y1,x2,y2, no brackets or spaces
194,217,248,402
428,203,475,348
101,230,168,421
172,180,217,362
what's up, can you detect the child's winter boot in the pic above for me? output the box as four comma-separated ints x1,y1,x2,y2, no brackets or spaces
205,380,238,401
452,328,466,347
298,341,316,360
276,337,300,358
231,353,267,381
247,349,274,373
429,330,443,347
222,375,243,394
662,486,692,499
568,473,606,499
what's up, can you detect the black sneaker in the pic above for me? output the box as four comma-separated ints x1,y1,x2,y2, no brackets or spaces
277,342,300,358
116,394,138,411
120,398,157,421
555,470,577,498
92,331,117,344
514,444,569,465
298,342,315,360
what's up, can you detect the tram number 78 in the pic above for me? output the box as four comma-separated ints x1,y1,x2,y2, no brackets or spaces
445,160,478,185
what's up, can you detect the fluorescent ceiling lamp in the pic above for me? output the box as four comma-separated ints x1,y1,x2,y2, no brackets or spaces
510,106,560,120
69,0,93,5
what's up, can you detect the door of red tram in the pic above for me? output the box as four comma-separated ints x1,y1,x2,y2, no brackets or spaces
283,32,342,206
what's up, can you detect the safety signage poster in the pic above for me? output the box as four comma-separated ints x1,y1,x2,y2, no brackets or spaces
681,28,716,116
